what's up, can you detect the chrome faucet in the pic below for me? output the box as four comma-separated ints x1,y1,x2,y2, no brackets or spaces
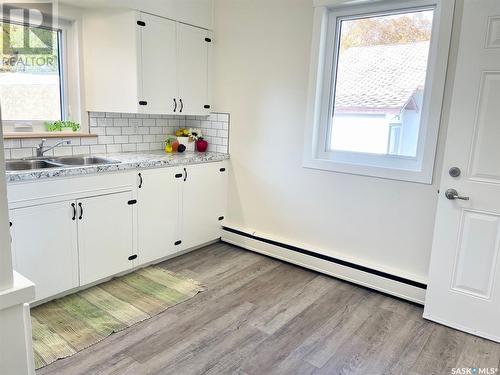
36,139,71,157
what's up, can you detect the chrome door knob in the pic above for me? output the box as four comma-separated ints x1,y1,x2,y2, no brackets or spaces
445,188,470,201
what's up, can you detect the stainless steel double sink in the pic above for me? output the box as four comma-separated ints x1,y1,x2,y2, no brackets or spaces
5,156,121,171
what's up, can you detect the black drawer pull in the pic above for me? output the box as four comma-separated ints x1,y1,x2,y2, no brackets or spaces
137,21,146,26
138,172,143,188
220,168,226,172
204,105,211,109
71,203,76,220
128,254,138,261
128,200,137,205
139,101,147,106
174,240,182,246
218,216,224,221
175,173,183,178
78,202,83,220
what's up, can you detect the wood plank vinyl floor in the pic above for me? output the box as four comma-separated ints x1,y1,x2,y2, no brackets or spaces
38,242,500,375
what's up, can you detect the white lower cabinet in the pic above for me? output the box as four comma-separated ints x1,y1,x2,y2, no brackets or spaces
137,167,183,266
8,161,227,303
9,201,79,302
77,191,135,285
180,162,227,250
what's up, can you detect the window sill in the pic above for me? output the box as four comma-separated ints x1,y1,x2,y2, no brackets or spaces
3,132,98,140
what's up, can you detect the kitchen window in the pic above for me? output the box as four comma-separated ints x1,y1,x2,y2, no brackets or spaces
303,0,454,183
0,13,82,133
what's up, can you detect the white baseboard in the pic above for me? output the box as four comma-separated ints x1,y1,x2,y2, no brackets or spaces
222,228,426,305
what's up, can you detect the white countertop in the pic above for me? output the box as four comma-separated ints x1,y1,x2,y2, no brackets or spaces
5,151,230,183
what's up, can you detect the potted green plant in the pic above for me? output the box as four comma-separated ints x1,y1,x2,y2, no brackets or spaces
44,120,81,132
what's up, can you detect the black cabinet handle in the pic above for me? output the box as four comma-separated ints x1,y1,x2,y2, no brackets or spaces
183,167,187,182
78,202,83,220
173,98,177,112
179,99,184,113
138,173,143,188
71,203,76,221
175,173,183,179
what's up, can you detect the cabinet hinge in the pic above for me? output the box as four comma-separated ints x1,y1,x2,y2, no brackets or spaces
218,216,224,221
219,168,226,172
205,37,212,42
128,254,138,261
128,199,137,205
204,105,211,109
174,240,182,246
137,21,146,27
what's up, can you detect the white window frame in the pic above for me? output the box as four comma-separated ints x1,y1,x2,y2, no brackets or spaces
0,9,85,133
303,0,455,183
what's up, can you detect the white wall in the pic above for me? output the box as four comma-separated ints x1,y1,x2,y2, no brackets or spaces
213,0,451,281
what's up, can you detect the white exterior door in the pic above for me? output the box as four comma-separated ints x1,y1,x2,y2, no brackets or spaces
137,168,183,265
424,0,500,342
140,13,178,114
177,23,210,115
9,201,79,302
77,191,135,285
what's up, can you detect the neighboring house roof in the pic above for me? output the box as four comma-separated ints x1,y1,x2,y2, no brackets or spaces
334,41,430,114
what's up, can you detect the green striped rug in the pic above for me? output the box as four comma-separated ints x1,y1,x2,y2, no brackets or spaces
31,266,205,369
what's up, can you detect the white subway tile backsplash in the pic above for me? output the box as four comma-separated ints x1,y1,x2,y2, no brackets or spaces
4,139,21,148
98,136,114,145
122,144,137,152
136,143,150,151
53,147,73,157
72,146,90,155
90,145,106,154
106,144,122,153
81,137,98,146
97,118,113,127
113,135,129,144
11,148,33,159
4,112,229,159
106,127,121,136
90,127,105,136
113,118,128,127
128,135,143,143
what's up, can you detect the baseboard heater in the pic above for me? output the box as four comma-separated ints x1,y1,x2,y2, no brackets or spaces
221,226,427,304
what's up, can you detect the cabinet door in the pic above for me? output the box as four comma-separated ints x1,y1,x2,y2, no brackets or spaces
177,23,210,115
9,201,79,302
137,168,183,265
140,13,178,114
77,191,135,285
181,162,227,250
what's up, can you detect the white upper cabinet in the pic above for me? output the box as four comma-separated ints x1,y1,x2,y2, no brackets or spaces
177,23,210,115
139,13,178,115
83,10,212,115
82,10,141,114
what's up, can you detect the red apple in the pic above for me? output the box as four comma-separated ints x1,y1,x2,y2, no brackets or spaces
196,139,208,152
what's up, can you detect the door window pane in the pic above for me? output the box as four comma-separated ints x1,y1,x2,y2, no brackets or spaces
330,9,434,157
